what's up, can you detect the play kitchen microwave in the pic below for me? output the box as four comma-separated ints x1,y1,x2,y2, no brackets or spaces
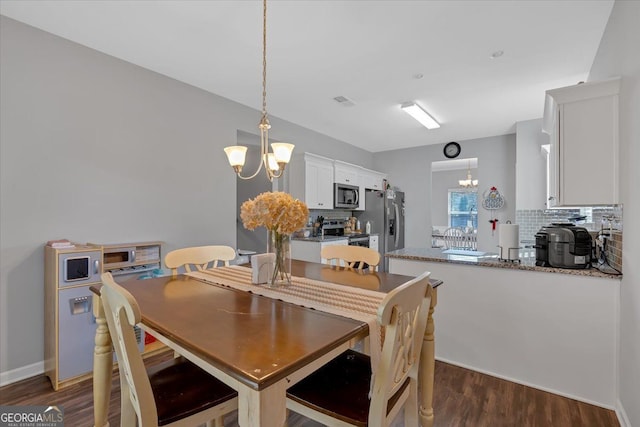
59,250,101,285
334,183,360,209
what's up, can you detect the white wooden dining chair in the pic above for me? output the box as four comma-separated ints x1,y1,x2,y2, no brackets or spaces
442,227,468,249
321,245,381,271
100,272,238,427
466,230,478,250
164,245,236,276
286,271,432,427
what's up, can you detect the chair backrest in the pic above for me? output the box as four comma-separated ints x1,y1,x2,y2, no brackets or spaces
466,230,478,250
164,245,236,276
442,227,467,249
100,272,159,426
320,245,381,271
369,271,432,425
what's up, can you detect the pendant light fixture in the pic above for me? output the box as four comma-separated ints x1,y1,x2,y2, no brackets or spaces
224,0,294,181
459,161,478,188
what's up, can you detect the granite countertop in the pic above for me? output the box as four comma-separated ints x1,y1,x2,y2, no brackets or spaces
292,232,378,243
385,247,621,279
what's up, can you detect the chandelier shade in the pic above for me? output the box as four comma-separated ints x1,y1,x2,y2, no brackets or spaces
459,161,478,188
223,0,294,181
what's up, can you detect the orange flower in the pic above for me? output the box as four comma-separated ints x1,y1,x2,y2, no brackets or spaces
240,192,309,235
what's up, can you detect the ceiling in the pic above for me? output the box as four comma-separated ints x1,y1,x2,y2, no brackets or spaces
0,1,614,153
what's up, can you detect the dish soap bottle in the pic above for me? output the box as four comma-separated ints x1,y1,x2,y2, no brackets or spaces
365,221,371,234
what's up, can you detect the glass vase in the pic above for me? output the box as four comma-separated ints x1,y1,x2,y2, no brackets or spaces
267,230,291,287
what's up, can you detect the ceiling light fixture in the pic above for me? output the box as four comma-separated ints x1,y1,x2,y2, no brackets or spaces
459,161,478,188
400,102,440,130
224,0,294,181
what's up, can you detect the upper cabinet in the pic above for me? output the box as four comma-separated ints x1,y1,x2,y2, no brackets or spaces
360,168,387,191
290,153,334,209
543,77,620,207
290,153,387,211
333,161,359,185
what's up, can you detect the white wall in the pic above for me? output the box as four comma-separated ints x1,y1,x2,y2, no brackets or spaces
373,135,516,253
0,17,372,376
588,1,640,425
390,258,619,408
516,119,549,210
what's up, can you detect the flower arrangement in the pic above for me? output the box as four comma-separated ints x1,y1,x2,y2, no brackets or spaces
240,191,308,235
241,192,308,286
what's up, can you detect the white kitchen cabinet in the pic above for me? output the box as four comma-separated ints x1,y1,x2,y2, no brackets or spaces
543,77,620,206
291,238,348,264
334,161,359,186
359,168,387,191
290,153,334,209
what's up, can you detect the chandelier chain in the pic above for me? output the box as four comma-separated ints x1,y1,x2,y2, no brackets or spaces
262,0,268,119
224,0,293,181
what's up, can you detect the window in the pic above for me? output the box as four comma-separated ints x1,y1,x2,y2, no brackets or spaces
448,189,478,229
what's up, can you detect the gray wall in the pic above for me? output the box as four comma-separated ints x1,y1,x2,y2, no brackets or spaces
515,119,549,210
235,132,271,253
373,135,516,252
588,1,640,425
0,17,372,375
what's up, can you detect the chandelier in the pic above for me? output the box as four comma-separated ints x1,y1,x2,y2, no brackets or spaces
223,0,294,181
459,161,478,188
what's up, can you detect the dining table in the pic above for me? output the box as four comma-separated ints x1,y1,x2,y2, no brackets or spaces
90,260,442,427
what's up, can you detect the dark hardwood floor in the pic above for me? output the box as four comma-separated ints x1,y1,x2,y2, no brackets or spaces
0,351,619,427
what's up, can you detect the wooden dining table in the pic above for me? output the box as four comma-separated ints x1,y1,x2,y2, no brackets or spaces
91,260,441,427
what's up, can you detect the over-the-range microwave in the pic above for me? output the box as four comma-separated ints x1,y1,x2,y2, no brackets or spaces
334,183,359,209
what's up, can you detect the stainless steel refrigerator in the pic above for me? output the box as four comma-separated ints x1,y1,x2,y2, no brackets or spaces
358,189,405,271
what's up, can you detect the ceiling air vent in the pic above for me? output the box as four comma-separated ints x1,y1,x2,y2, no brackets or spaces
333,95,356,107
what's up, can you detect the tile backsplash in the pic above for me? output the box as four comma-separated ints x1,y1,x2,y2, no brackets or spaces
309,209,353,221
605,231,623,272
516,206,623,271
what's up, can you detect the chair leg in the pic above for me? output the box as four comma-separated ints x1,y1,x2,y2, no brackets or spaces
403,381,419,427
207,415,224,427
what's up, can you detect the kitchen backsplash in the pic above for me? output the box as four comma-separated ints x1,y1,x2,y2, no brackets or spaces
516,206,623,271
606,231,623,273
309,209,353,221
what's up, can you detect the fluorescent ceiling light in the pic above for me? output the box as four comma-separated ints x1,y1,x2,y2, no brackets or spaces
400,102,440,129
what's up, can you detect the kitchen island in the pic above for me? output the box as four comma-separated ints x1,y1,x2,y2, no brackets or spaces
386,247,620,410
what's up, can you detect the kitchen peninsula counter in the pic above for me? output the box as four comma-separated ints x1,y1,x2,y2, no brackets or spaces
386,247,620,407
386,247,621,279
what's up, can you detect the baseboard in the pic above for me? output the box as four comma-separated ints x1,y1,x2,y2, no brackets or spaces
0,361,44,387
435,356,616,411
615,399,631,427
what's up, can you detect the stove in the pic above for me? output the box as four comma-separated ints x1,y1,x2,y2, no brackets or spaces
322,219,345,237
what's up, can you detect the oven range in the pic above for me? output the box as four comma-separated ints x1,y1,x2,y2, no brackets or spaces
322,219,370,247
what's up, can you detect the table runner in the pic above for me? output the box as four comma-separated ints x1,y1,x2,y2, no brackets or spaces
186,265,384,373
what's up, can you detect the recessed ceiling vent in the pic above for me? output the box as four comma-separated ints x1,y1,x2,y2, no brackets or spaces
333,95,356,107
